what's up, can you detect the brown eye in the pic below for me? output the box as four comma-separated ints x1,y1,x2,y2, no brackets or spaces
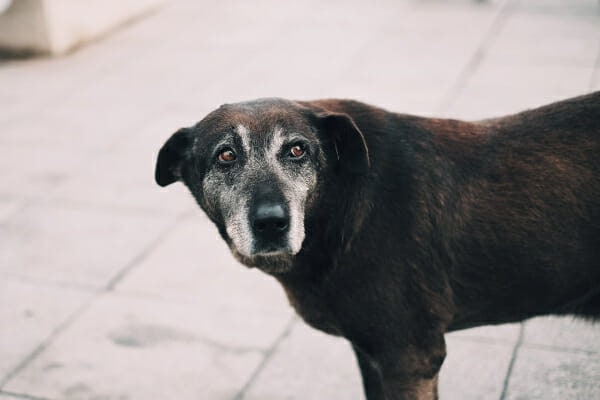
290,144,305,158
218,148,236,163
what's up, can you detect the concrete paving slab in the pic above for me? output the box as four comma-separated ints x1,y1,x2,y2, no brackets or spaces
3,292,279,400
0,278,92,384
439,336,515,400
243,322,518,400
512,0,600,16
243,321,363,400
331,3,505,114
446,64,594,119
523,316,600,353
0,196,22,223
1,0,599,399
444,8,599,118
0,142,93,198
447,322,521,344
116,216,292,318
591,68,600,91
48,114,197,215
486,14,599,67
0,202,175,288
503,346,600,400
0,44,133,124
0,394,21,399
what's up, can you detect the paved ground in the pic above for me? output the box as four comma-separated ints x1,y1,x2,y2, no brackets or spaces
1,0,599,399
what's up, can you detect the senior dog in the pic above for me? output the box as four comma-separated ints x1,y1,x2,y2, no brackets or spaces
155,92,600,399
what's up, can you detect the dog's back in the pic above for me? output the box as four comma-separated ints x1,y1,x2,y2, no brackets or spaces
454,92,600,326
328,92,600,329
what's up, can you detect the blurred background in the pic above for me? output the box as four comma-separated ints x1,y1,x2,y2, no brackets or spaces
0,0,599,399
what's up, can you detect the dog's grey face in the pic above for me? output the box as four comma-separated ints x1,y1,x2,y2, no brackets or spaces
158,99,325,270
199,120,320,260
156,98,369,273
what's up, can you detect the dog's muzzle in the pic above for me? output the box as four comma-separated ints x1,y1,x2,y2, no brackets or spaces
250,200,291,254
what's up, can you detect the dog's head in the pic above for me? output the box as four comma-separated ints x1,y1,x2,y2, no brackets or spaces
155,98,369,273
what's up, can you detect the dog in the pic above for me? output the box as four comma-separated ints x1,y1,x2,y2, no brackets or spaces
155,92,600,400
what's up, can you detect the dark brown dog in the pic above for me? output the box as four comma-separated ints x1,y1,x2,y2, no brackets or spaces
155,92,600,399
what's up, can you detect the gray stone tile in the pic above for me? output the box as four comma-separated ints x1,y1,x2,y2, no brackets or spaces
439,336,515,400
486,13,599,67
513,0,600,16
245,321,517,400
0,197,22,223
243,322,364,400
0,202,174,288
447,322,522,344
116,216,292,320
336,5,504,115
3,292,278,400
590,68,600,92
0,394,21,399
523,316,600,353
0,142,91,198
48,113,197,215
2,1,598,400
243,323,517,400
0,112,101,150
0,39,136,124
446,64,594,119
0,278,92,383
504,346,600,400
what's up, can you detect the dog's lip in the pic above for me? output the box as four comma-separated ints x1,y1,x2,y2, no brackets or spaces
250,247,296,257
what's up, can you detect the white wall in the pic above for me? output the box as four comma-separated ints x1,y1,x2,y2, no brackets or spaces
0,0,165,55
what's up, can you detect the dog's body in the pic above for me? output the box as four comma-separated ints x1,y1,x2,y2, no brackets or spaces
156,92,600,400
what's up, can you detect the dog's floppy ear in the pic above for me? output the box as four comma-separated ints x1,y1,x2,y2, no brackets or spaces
155,127,193,187
317,112,370,174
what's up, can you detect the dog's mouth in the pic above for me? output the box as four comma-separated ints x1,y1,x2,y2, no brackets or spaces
231,246,296,274
223,201,305,273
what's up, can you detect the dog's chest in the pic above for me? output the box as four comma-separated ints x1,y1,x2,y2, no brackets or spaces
281,283,344,336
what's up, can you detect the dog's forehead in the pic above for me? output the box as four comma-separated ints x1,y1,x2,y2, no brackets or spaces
204,98,312,139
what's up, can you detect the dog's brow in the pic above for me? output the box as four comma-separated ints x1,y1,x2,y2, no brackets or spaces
269,127,285,153
214,134,235,150
285,134,307,145
236,124,251,154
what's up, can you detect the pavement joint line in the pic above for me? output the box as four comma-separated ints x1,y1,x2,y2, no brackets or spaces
0,390,55,400
447,334,518,347
104,208,195,291
498,322,524,400
196,336,268,356
435,0,516,113
0,209,191,389
232,315,298,400
40,195,193,219
519,342,600,357
0,291,98,389
0,272,102,295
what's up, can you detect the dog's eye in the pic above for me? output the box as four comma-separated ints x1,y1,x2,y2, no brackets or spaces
218,148,236,163
289,144,306,158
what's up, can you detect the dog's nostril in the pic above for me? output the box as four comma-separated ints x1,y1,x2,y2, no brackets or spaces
253,218,288,233
275,220,288,230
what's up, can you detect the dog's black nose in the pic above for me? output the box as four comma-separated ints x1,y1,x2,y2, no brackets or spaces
251,203,289,235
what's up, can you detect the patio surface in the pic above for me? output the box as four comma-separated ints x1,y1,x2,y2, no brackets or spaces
1,0,599,399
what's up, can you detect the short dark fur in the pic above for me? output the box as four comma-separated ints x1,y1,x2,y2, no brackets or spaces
156,92,600,400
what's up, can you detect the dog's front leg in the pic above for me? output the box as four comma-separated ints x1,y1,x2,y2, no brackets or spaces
379,374,439,400
353,345,385,400
371,336,446,400
353,345,443,400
